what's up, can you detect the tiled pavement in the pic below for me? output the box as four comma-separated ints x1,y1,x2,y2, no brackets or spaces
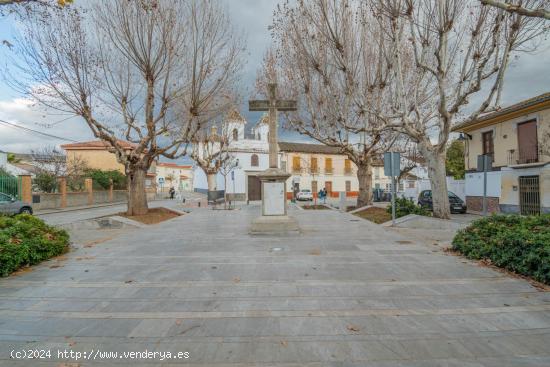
1,204,549,366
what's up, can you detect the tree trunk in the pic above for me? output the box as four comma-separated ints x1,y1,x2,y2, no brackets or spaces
127,167,148,216
207,173,217,192
421,146,451,219
356,162,373,208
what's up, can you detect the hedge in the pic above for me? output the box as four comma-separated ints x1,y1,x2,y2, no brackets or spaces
452,214,550,284
387,197,431,218
0,215,70,277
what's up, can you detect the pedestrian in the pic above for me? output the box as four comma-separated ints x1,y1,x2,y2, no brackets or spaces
323,188,328,203
319,188,327,204
169,186,175,200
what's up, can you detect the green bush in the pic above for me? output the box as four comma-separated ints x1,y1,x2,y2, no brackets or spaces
387,197,431,218
86,169,127,190
33,172,58,193
452,214,550,284
0,215,70,277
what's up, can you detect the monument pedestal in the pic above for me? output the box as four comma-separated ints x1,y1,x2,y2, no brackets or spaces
250,168,299,235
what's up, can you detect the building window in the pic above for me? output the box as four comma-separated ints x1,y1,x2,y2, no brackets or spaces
251,154,259,167
232,128,238,141
310,157,318,173
311,180,318,194
482,130,494,161
345,180,351,192
408,181,415,189
292,156,301,173
344,159,352,175
398,182,404,192
325,157,333,174
281,161,287,171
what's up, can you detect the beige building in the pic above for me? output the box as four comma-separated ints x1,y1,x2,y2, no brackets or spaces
61,140,157,191
279,142,359,198
453,92,550,214
155,162,193,193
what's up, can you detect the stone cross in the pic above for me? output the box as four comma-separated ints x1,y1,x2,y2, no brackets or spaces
249,83,297,169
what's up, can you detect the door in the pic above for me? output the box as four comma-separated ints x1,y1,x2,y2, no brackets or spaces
325,181,333,196
482,130,494,162
517,120,538,164
519,176,540,215
247,175,262,201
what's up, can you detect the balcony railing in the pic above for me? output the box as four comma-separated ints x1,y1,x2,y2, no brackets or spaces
292,167,302,174
507,147,541,165
325,167,333,174
309,167,319,174
344,168,353,175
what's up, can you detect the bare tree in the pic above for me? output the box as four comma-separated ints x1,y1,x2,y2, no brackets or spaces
30,146,67,177
218,151,238,209
9,0,243,215
191,120,235,201
269,0,403,208
30,146,89,190
0,0,71,8
371,0,547,218
480,0,550,20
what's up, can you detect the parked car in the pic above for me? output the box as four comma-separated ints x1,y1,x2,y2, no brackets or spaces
418,190,467,214
296,189,313,201
0,192,33,215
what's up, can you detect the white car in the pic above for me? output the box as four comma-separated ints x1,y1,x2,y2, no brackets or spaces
296,189,313,201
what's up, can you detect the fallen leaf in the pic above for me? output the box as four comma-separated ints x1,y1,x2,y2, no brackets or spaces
125,280,134,284
280,340,288,347
175,319,182,325
49,264,62,269
232,277,240,283
347,325,360,332
309,249,321,255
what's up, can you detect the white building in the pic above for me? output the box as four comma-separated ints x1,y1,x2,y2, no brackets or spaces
155,162,193,193
0,150,34,176
193,110,271,201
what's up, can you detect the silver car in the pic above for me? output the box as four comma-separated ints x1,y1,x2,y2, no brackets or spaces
0,192,33,215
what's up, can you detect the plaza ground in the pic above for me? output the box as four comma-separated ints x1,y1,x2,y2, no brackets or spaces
0,203,549,366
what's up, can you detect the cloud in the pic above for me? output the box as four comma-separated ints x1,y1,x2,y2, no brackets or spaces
0,97,94,153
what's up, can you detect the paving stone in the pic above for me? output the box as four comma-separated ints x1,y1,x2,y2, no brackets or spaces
0,203,548,365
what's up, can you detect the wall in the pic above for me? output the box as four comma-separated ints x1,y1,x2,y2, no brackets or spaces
401,177,466,202
32,190,127,211
500,164,550,213
465,171,502,197
66,150,125,172
464,108,550,170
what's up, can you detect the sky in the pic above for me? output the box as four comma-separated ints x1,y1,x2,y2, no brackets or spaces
0,1,549,158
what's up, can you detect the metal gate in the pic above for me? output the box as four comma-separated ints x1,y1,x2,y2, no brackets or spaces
519,176,540,216
0,175,22,200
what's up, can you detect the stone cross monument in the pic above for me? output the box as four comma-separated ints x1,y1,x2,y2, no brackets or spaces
248,83,299,234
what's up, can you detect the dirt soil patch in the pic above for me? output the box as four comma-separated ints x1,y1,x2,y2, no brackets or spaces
302,204,330,210
353,206,391,224
118,207,182,225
